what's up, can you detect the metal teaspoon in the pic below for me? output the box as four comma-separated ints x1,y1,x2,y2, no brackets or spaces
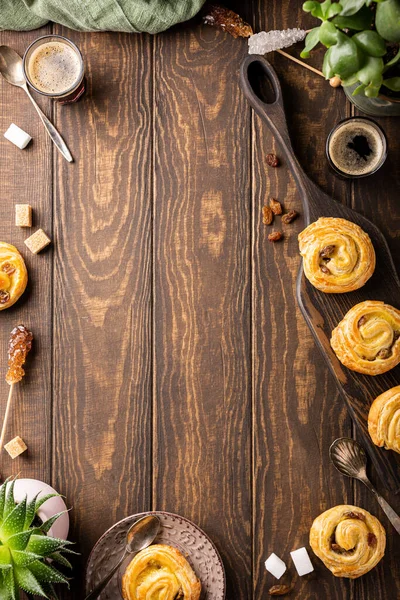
0,45,73,162
330,437,400,535
85,515,161,600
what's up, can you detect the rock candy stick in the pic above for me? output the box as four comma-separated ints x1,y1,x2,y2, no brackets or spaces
0,325,33,450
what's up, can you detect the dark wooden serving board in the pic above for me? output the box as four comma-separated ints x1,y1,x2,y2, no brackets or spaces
241,55,400,491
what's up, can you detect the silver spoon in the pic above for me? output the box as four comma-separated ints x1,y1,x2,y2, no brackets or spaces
0,45,73,162
85,515,160,600
330,437,400,535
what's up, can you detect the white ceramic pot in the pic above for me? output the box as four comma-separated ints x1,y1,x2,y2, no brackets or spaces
6,478,69,540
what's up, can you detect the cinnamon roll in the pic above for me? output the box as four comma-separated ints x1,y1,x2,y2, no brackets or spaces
331,301,400,375
298,217,375,293
369,386,400,453
310,505,385,578
0,242,28,310
122,544,201,600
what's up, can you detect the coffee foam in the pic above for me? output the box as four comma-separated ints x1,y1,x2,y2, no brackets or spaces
28,41,81,95
328,120,385,176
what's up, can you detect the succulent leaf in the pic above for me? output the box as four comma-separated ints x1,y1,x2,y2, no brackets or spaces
10,550,43,567
27,536,69,557
2,567,17,600
0,479,12,524
39,512,67,535
3,481,16,521
29,561,69,586
6,530,35,551
24,493,41,530
0,497,27,540
49,552,72,570
14,566,48,597
35,494,60,513
0,547,12,568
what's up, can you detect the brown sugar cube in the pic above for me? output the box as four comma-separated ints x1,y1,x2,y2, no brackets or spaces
4,436,27,459
15,204,32,227
24,229,51,254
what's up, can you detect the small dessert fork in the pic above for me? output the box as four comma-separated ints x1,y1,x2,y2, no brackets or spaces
330,437,400,535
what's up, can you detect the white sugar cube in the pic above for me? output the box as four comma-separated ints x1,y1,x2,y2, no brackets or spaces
290,547,314,576
264,552,286,579
4,123,32,150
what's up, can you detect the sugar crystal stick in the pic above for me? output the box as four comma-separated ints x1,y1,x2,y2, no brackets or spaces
0,325,33,450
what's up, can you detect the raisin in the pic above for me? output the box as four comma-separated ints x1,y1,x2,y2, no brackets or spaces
1,262,15,275
266,153,280,167
282,210,298,224
320,245,335,259
358,316,367,328
269,584,292,596
377,348,391,360
332,543,349,554
268,231,283,242
263,205,273,225
202,5,253,38
320,265,330,274
367,533,377,548
0,290,10,304
270,198,282,215
345,511,366,522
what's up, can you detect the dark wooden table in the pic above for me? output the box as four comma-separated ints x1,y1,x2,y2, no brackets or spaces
1,2,399,598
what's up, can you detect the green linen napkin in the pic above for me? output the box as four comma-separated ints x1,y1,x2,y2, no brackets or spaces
0,0,206,33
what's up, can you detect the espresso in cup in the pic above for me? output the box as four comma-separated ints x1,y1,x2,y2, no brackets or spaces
23,35,85,104
326,117,387,178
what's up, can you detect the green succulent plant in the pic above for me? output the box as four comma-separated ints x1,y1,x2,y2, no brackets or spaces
0,478,75,599
301,0,400,97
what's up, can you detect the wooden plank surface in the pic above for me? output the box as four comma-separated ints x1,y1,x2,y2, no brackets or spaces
51,27,153,596
152,16,252,599
0,3,399,600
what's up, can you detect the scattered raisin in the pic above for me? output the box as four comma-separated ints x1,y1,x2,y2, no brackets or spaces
377,348,391,360
320,265,330,274
282,210,298,224
269,584,292,596
263,205,273,225
0,290,10,304
358,316,367,328
268,231,283,242
367,533,377,548
202,4,253,38
270,198,282,215
266,153,280,168
331,543,350,554
320,245,335,259
345,511,366,522
1,262,15,275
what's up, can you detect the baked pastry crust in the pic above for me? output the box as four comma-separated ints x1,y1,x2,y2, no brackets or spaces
122,544,201,600
331,301,400,375
0,242,28,310
369,385,400,453
298,217,375,293
310,505,386,578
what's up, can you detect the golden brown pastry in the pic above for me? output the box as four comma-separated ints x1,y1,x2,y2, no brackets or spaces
310,505,385,578
368,386,400,453
331,301,400,375
122,544,201,600
298,217,375,293
0,242,28,310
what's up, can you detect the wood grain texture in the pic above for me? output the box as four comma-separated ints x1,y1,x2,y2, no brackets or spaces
152,17,252,600
250,3,354,599
0,27,53,482
51,27,153,597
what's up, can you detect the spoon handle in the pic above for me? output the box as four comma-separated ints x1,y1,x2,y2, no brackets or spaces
363,478,400,536
84,550,127,600
23,85,73,163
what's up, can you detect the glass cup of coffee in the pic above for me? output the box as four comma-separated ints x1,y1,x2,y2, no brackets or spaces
326,117,387,179
23,35,85,104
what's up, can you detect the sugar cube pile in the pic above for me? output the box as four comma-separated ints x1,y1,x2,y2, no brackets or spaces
265,552,286,579
290,547,314,576
4,123,32,150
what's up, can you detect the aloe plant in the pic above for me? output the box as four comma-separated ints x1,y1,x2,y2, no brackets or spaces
0,478,74,599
